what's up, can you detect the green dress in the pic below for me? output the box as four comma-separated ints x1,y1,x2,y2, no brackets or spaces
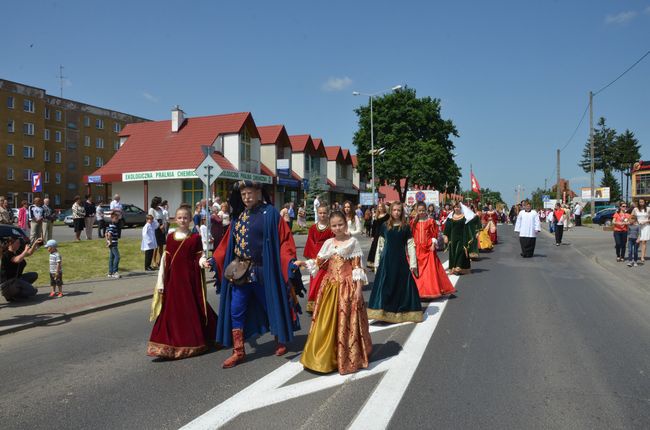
368,224,423,323
467,216,481,259
444,215,473,274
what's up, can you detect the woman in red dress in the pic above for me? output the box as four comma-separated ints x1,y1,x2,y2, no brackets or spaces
411,202,456,299
486,204,499,244
304,205,334,312
147,206,217,359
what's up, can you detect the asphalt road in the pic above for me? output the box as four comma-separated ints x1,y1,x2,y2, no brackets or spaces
0,227,648,429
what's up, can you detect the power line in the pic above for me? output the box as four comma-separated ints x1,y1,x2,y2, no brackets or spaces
560,102,589,152
593,50,650,96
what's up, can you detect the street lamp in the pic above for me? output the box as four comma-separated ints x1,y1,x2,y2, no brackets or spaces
353,85,402,206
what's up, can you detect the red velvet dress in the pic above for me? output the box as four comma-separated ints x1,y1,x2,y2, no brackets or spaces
411,219,456,299
147,232,217,359
304,223,334,312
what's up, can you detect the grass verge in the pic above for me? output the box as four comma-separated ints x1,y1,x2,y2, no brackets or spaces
28,238,146,285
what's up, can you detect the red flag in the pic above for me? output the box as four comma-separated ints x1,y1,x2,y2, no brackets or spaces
471,171,481,195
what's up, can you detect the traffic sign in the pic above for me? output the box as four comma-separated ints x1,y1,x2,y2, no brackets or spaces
31,172,42,192
194,155,223,187
542,195,550,202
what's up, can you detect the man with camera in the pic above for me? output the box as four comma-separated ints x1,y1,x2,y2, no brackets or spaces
0,235,42,301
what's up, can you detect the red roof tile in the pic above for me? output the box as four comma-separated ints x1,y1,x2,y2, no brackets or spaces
94,112,253,179
325,145,343,162
351,155,358,167
341,149,351,163
288,134,313,152
257,125,286,145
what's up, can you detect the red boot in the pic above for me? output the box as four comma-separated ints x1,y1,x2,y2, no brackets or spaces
274,336,287,356
222,329,245,368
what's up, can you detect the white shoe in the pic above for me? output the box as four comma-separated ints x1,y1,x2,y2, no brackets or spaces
107,273,113,278
112,272,121,279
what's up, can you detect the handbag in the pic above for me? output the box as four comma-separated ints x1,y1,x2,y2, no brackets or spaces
224,257,252,285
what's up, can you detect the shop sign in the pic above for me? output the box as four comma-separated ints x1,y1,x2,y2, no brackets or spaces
122,169,272,184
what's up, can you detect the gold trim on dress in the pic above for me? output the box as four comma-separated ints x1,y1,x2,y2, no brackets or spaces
367,308,423,323
306,300,315,313
146,341,209,359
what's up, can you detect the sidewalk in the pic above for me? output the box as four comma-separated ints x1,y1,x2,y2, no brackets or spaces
539,224,649,290
0,271,158,336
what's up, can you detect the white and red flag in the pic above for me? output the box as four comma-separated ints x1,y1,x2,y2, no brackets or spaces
470,171,481,195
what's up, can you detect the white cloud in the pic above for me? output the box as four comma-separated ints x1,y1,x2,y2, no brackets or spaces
322,76,353,92
142,91,159,103
605,10,638,24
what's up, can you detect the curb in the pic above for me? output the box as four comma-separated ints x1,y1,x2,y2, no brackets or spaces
0,290,152,337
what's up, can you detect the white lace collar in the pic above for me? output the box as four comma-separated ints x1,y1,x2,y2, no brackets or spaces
317,237,363,259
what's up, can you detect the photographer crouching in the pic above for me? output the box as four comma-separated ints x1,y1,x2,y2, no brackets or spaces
0,234,42,302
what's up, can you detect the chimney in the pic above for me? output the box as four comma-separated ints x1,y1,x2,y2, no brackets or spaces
171,105,185,132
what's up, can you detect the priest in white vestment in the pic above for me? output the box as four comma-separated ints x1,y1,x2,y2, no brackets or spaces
514,201,541,258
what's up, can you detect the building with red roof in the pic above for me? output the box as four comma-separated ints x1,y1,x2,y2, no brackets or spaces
258,124,301,204
87,107,272,211
323,144,357,203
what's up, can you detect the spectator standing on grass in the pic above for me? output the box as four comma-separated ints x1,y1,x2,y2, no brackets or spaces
18,200,29,234
46,239,63,297
96,204,106,238
141,214,157,271
0,196,12,224
71,196,85,241
632,198,649,263
28,197,44,244
83,194,96,240
313,195,320,223
626,215,640,267
42,197,55,242
106,212,121,278
612,202,630,263
109,194,123,226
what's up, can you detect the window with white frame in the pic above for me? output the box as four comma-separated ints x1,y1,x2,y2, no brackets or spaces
23,146,34,159
55,130,62,142
44,129,50,140
113,122,121,133
95,157,104,167
8,120,15,133
44,150,50,162
240,140,251,163
55,110,62,121
96,119,104,129
23,99,35,113
84,136,90,147
44,107,50,119
7,168,14,181
7,143,14,156
23,169,33,181
84,155,90,166
7,96,14,109
55,173,61,184
23,122,35,135
55,152,61,163
44,171,50,183
84,116,90,127
96,137,104,148
54,194,61,205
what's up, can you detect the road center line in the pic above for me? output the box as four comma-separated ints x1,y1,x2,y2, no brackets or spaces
181,261,457,429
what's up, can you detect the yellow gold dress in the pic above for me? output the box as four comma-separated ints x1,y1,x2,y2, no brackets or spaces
301,238,372,375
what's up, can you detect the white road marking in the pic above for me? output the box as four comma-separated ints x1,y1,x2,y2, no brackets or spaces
182,261,457,429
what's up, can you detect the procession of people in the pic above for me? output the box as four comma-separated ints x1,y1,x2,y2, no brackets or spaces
144,182,509,376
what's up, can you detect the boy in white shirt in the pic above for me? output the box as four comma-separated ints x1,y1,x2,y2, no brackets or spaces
141,215,158,271
45,239,63,297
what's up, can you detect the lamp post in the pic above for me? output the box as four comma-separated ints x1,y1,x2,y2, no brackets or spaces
353,85,402,206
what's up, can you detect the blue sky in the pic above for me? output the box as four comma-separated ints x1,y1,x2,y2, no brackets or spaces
2,0,648,204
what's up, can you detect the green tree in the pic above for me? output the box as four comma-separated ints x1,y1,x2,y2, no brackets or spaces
579,117,617,173
352,87,461,202
531,187,552,210
305,172,327,220
612,129,641,193
600,169,621,202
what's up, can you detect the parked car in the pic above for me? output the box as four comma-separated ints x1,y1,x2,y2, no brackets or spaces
592,208,617,226
103,204,147,228
58,209,72,222
63,208,99,228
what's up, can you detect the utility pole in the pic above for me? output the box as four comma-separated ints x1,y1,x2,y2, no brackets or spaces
589,90,595,217
544,178,547,191
556,149,561,201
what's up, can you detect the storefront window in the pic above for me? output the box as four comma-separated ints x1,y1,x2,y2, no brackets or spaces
182,179,204,208
214,179,229,202
636,173,650,196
